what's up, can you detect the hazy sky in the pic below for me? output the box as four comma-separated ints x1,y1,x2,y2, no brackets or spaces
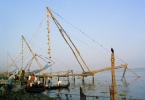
0,0,145,73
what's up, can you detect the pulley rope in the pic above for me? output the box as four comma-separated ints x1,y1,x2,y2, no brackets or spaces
20,12,46,67
30,12,46,47
37,46,72,70
50,9,126,64
35,44,71,70
68,35,110,67
23,37,72,71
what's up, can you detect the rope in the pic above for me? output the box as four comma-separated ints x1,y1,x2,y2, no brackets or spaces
21,12,46,67
50,9,127,64
66,33,110,66
30,12,46,46
50,56,71,70
22,35,72,71
32,38,71,70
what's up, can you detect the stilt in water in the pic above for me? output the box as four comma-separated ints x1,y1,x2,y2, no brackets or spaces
92,74,94,82
58,76,59,81
110,48,118,100
80,87,86,100
122,66,127,79
82,76,84,82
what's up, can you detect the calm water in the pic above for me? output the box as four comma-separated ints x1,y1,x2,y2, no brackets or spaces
42,68,145,100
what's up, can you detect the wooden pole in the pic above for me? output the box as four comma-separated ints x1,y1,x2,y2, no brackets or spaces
126,67,140,78
110,48,118,100
67,74,69,83
72,70,75,82
92,74,94,82
74,75,75,82
82,76,84,82
122,66,127,78
71,70,73,78
58,76,59,81
80,87,86,100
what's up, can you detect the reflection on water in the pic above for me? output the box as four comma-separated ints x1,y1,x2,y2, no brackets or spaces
42,68,145,100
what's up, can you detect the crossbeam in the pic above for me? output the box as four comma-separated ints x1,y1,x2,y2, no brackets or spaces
43,63,139,78
91,64,127,74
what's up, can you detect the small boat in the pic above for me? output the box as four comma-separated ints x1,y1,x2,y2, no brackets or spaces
0,79,8,87
47,82,70,90
0,84,6,87
25,85,46,93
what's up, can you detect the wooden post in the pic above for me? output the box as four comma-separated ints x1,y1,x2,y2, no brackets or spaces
122,66,127,78
44,77,46,85
92,74,95,86
72,70,75,82
58,71,59,81
74,75,75,82
80,87,86,100
110,48,118,100
58,76,59,81
71,70,73,78
82,76,84,82
67,74,69,83
92,74,94,82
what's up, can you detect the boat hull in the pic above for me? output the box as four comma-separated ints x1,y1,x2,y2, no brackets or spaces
25,85,46,93
47,82,70,90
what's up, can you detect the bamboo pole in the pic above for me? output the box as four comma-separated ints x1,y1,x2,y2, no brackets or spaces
122,66,127,78
126,67,140,78
92,74,94,82
110,48,118,100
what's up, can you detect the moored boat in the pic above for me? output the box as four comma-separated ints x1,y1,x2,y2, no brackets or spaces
25,84,46,93
46,82,70,90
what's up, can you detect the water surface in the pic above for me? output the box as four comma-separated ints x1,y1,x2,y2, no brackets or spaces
43,68,145,100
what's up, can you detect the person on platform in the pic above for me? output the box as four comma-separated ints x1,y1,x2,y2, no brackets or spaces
57,81,62,86
7,73,15,85
26,74,35,87
46,77,52,88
